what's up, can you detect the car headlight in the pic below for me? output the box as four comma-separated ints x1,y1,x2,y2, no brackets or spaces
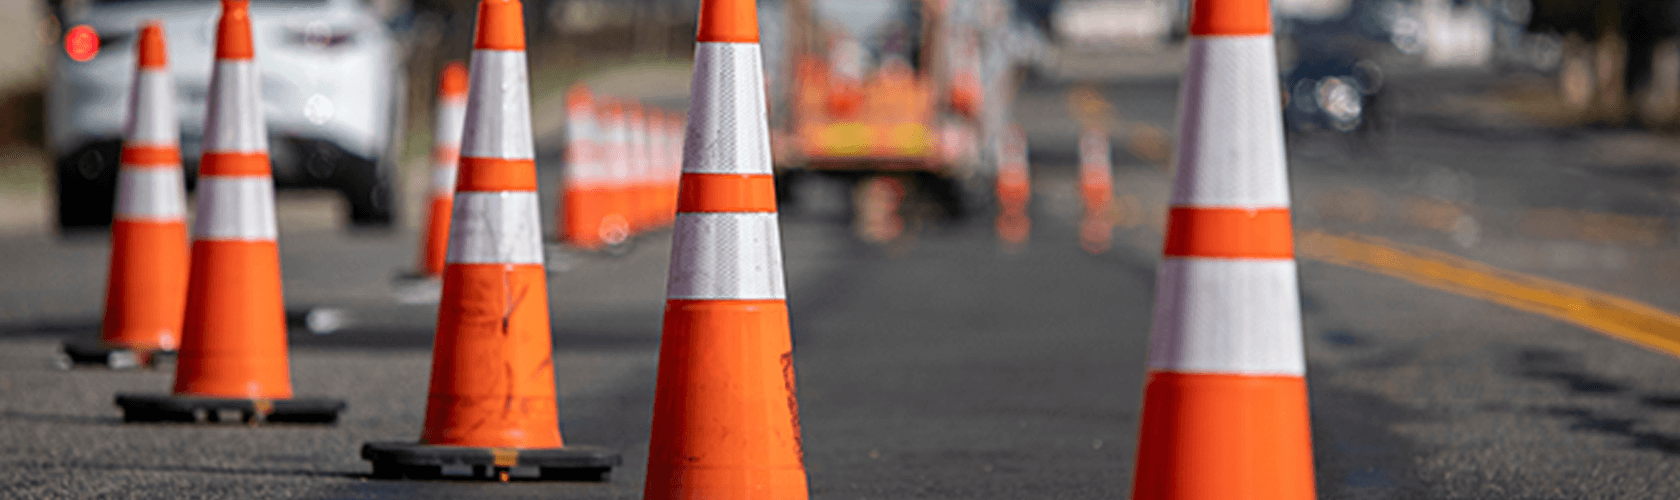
1316,76,1363,131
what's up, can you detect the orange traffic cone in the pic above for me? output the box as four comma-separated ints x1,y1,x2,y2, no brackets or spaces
558,83,609,249
625,101,652,233
1131,0,1314,497
661,112,684,225
63,21,189,370
1077,126,1113,253
995,124,1030,246
362,0,618,481
116,0,343,424
643,107,667,229
599,100,633,247
643,0,809,497
415,62,469,277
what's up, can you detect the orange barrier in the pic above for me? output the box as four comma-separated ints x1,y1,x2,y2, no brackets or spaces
557,92,685,249
363,0,618,481
643,0,809,497
1132,0,1315,496
101,21,188,355
417,62,468,276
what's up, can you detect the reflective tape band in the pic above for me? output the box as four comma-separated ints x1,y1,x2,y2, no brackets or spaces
193,175,277,241
684,43,772,175
677,173,777,213
114,167,186,220
432,145,460,168
666,212,786,300
433,102,466,150
460,50,534,160
202,60,268,153
126,70,178,146
1163,207,1294,259
457,156,538,192
431,162,458,196
446,191,544,264
1189,0,1272,36
1149,258,1304,375
120,146,181,167
200,152,270,176
1173,36,1288,207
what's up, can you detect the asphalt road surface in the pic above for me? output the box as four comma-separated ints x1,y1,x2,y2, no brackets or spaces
7,67,1680,499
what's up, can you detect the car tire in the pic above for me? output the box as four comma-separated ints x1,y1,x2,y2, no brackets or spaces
55,141,122,232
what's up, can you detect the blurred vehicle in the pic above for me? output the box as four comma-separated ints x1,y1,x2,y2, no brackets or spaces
46,0,407,230
772,0,983,223
1050,0,1178,49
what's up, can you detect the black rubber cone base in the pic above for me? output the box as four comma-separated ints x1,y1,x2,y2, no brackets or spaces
59,339,173,370
114,393,344,425
361,441,620,482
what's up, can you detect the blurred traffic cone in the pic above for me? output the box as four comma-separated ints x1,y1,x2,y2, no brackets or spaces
116,0,343,424
625,101,652,233
662,112,684,225
1077,126,1113,253
643,0,809,497
63,21,188,370
995,124,1030,246
599,100,633,247
558,83,609,249
1132,0,1314,497
362,0,618,481
416,62,468,276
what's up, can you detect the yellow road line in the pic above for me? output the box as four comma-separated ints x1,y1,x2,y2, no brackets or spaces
1298,230,1680,357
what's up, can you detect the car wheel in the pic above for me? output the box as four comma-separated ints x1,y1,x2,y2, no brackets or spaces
55,141,121,232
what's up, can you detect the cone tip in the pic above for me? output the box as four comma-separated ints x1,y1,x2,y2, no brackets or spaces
216,0,254,60
439,61,468,98
137,20,167,69
473,0,526,51
1188,0,1272,36
696,0,759,43
567,83,591,108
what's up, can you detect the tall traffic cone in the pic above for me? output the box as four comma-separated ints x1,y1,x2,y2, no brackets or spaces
1131,0,1314,497
62,21,189,370
415,62,469,277
1077,126,1113,253
995,124,1030,246
558,83,608,249
362,0,619,481
643,0,809,497
116,0,343,424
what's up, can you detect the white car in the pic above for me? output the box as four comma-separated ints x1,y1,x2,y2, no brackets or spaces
47,0,406,229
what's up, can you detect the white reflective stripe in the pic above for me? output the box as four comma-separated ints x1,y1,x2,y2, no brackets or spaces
1173,36,1289,207
433,100,466,151
666,212,786,300
445,191,544,265
604,119,631,186
430,163,457,196
114,167,186,220
684,43,772,175
460,50,534,160
1148,258,1304,375
193,176,278,240
202,61,268,153
125,69,178,147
